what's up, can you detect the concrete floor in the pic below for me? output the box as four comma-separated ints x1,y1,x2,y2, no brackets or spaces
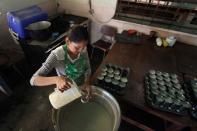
0,83,54,131
0,49,54,131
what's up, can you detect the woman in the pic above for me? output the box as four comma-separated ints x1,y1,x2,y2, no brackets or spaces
30,25,91,95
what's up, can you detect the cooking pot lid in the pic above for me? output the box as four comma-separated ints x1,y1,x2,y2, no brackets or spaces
26,21,51,30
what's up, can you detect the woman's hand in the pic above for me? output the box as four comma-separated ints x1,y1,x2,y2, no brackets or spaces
81,84,92,103
55,76,72,92
81,81,92,99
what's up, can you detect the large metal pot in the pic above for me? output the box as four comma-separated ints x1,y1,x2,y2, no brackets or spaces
26,21,51,41
52,86,121,131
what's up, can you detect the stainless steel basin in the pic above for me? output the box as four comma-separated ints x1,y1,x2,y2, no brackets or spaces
52,86,121,131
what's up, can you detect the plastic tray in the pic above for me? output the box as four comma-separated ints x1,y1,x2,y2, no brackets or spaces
144,71,190,116
94,63,130,96
184,81,197,120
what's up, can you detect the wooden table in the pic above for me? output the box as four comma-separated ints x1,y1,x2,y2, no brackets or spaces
92,37,197,131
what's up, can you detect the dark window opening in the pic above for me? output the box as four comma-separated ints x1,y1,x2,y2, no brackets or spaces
114,0,197,35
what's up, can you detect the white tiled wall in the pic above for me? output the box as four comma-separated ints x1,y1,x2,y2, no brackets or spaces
0,0,57,51
59,0,197,46
58,0,89,17
0,0,48,13
58,0,118,44
58,0,117,21
91,19,197,46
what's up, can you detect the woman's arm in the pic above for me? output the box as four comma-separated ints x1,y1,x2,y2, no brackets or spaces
30,48,71,90
84,48,92,81
33,76,57,86
30,51,58,86
33,76,72,91
81,49,92,95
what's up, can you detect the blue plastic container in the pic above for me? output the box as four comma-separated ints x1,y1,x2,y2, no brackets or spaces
7,6,48,39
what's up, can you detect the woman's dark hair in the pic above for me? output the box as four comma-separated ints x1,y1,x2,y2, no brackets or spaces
67,25,88,43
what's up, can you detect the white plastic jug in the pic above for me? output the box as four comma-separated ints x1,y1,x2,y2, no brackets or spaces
49,81,82,109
